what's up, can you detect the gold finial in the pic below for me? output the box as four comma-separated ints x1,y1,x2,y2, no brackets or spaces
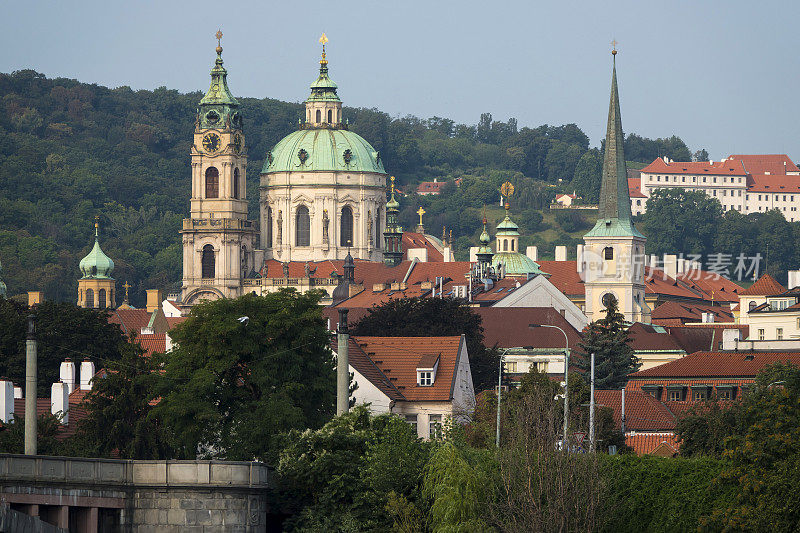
482,205,487,225
449,229,453,244
390,175,396,195
216,29,223,55
611,39,618,56
94,215,100,237
123,281,130,303
417,206,426,225
319,33,328,62
442,226,447,243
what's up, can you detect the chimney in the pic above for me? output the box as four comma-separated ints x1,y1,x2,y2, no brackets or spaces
469,247,478,262
576,245,584,273
788,270,800,290
677,257,686,275
13,386,22,399
0,379,14,423
146,289,163,313
27,291,43,307
80,359,95,390
722,328,741,350
59,359,76,394
555,246,567,262
443,247,453,262
51,381,69,425
663,254,677,279
526,246,538,262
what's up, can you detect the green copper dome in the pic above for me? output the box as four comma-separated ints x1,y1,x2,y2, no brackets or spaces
263,129,386,174
495,213,520,235
492,252,546,277
79,226,114,280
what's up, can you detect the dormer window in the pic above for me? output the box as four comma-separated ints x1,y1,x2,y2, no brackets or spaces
417,354,440,386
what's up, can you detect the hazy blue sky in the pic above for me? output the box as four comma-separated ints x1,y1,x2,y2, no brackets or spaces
4,0,800,160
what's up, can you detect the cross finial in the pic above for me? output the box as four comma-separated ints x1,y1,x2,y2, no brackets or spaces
123,281,130,303
319,33,328,61
216,30,223,46
417,206,426,225
94,215,100,237
611,39,618,56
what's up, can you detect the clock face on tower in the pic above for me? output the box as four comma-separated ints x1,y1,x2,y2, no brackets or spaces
233,133,243,154
202,133,221,153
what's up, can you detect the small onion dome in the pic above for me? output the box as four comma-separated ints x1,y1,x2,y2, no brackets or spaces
79,237,115,279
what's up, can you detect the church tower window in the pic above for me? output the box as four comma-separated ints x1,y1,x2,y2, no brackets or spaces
327,109,332,123
375,208,381,249
98,289,107,309
205,167,219,198
233,168,240,199
296,205,310,247
604,247,614,260
511,240,515,251
86,289,94,308
340,206,353,247
202,244,215,278
503,239,508,252
316,110,321,123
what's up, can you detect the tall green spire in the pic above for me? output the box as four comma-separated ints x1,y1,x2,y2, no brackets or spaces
198,30,241,130
585,51,644,239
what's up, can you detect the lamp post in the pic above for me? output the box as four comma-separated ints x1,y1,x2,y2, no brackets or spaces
530,324,570,449
495,348,510,448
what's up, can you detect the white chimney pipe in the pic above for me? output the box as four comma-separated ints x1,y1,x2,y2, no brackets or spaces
555,246,567,262
51,382,69,425
526,246,538,262
576,245,584,273
664,254,678,279
13,386,22,399
80,359,96,391
60,359,76,394
0,379,14,423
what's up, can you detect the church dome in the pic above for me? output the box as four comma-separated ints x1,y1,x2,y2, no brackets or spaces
79,224,114,279
263,128,386,174
492,252,545,277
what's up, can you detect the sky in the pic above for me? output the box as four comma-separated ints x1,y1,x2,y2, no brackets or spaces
4,0,800,161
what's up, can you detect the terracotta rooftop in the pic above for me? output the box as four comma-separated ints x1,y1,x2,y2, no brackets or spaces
537,261,584,296
747,173,800,193
628,177,647,198
136,334,167,357
626,433,680,456
108,309,152,336
594,390,677,432
640,157,747,176
630,350,800,379
349,336,464,402
650,301,734,325
730,154,800,175
416,181,446,194
739,273,786,296
475,307,581,350
627,323,686,352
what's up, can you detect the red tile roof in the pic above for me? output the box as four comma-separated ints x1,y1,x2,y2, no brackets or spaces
626,433,680,456
730,154,800,175
475,307,582,349
350,336,463,402
402,232,444,262
416,181,446,194
471,277,526,303
675,271,741,302
739,273,786,296
108,309,152,336
537,261,584,296
644,268,705,299
747,173,800,193
640,157,747,176
594,390,677,432
345,337,406,402
136,334,167,357
627,323,686,352
630,351,800,379
650,301,734,324
628,177,647,198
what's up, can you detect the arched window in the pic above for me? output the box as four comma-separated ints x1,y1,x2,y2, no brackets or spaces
340,206,353,247
604,246,614,260
316,110,321,123
511,240,515,251
296,205,310,246
202,244,215,279
375,209,381,249
749,301,757,312
266,206,273,248
327,109,332,123
205,167,219,198
503,239,508,252
86,289,94,308
233,168,240,199
98,289,106,309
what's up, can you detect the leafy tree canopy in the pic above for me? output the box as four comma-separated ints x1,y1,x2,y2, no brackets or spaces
576,297,640,389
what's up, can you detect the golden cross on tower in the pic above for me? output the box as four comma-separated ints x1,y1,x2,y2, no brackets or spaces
216,30,223,46
123,281,131,303
611,39,618,56
417,207,426,225
94,215,100,236
319,33,328,60
390,175,396,195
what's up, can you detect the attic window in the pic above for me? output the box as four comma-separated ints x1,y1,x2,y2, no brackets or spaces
417,354,440,386
418,371,433,386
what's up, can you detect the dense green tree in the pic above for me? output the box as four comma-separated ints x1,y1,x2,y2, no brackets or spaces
576,297,640,389
70,340,175,459
349,297,499,392
154,290,335,462
0,299,127,396
0,412,67,455
277,406,431,532
571,148,603,202
623,133,691,163
641,188,723,257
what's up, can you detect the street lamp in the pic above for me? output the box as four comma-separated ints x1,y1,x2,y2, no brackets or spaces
530,323,570,449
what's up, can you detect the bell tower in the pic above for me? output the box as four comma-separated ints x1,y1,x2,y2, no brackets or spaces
583,47,649,324
181,31,257,306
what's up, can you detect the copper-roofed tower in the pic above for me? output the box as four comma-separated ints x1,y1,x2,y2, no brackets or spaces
78,216,116,309
383,177,404,267
181,31,257,307
582,45,649,324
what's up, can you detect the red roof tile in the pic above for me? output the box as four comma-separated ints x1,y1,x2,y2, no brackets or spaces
402,232,445,262
475,307,581,349
108,309,152,336
675,271,741,302
537,261,584,296
626,433,679,456
471,277,526,302
747,173,800,193
641,157,747,176
650,301,734,324
350,336,463,402
136,334,167,357
730,154,800,175
739,273,786,296
344,337,405,402
628,323,686,352
630,351,800,379
416,181,446,194
594,390,677,432
628,177,647,198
